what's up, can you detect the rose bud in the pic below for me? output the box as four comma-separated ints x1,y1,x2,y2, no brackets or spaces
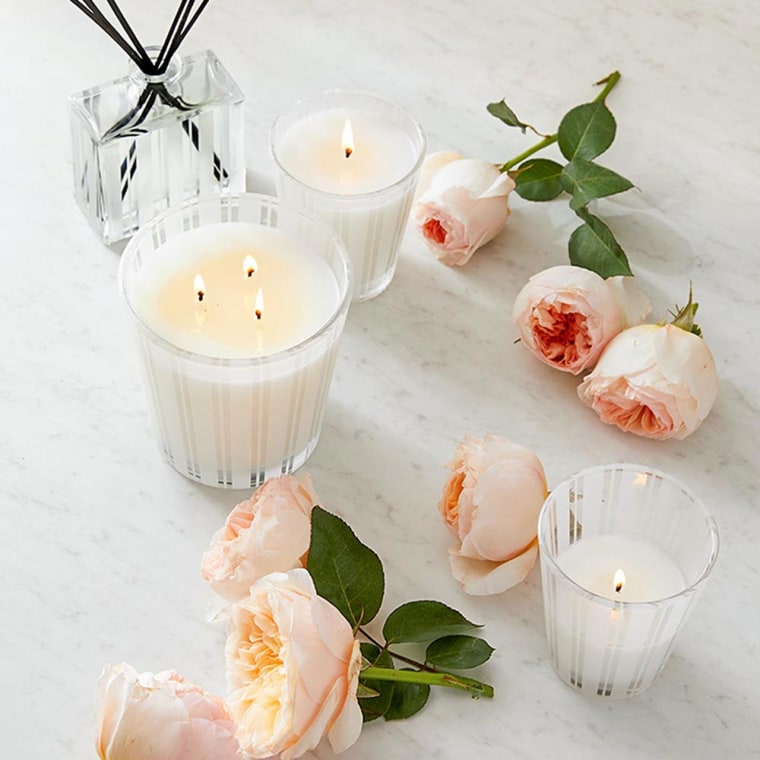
440,434,548,595
95,664,242,760
577,321,719,440
411,151,515,266
201,474,319,601
512,265,650,375
226,569,362,759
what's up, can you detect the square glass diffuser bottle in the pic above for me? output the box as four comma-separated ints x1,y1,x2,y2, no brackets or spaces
69,49,245,244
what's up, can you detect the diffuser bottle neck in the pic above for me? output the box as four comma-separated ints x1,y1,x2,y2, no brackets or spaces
128,45,183,86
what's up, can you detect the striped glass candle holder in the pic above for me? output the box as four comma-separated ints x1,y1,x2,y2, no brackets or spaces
271,91,426,301
538,463,719,698
119,193,352,489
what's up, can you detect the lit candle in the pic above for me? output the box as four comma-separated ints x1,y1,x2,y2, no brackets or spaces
538,464,719,699
135,223,338,358
277,110,416,194
272,91,426,301
556,534,685,603
120,196,352,489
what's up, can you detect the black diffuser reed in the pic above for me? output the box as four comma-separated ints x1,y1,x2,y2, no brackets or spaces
68,0,212,77
68,0,228,195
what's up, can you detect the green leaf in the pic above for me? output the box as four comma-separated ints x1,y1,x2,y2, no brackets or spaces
425,635,495,669
669,284,702,336
561,158,633,211
382,601,482,644
557,101,617,161
385,671,430,721
514,159,564,201
568,213,633,278
486,99,533,133
307,506,384,627
359,644,394,722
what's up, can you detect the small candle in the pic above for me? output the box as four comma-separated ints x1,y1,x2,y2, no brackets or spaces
276,108,417,194
556,534,685,603
538,464,719,699
272,91,426,301
120,196,351,489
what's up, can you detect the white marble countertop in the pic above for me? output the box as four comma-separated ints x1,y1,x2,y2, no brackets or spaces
2,1,759,758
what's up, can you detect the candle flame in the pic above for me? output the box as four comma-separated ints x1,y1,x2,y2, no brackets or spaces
614,568,625,593
194,273,206,302
243,255,257,278
254,288,264,320
342,119,354,158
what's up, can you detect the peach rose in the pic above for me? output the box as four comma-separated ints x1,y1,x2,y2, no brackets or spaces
95,663,242,760
512,265,650,374
201,474,319,601
226,569,362,759
577,323,719,440
440,434,548,595
412,151,515,266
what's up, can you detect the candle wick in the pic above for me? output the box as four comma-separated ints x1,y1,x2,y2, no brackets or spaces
197,291,205,302
247,268,255,278
615,582,623,593
344,147,353,159
255,309,262,320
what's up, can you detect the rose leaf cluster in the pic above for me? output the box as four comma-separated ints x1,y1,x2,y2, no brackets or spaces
489,71,635,280
306,506,495,723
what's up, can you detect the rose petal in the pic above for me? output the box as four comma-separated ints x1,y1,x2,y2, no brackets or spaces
449,540,538,595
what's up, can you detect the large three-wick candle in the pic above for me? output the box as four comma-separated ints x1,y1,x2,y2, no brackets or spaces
538,464,719,698
119,194,352,489
271,91,426,301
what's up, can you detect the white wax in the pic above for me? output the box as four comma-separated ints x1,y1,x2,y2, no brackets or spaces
275,105,422,300
545,533,689,697
556,534,686,602
128,221,345,488
276,108,417,194
133,223,339,358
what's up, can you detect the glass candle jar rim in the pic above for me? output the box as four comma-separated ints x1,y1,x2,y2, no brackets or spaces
537,462,720,609
269,89,427,201
118,192,353,368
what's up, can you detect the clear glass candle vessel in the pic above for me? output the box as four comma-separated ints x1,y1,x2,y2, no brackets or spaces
70,49,245,244
119,193,352,489
271,90,426,301
538,463,719,698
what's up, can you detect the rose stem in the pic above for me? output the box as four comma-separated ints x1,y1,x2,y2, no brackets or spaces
499,70,621,172
360,666,494,698
358,626,440,674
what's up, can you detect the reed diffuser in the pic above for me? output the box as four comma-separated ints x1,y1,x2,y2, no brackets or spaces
68,0,245,243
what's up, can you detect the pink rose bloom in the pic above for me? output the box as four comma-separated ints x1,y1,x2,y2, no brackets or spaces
226,569,363,759
95,663,242,760
201,474,319,601
439,434,548,595
412,151,515,266
578,323,719,440
513,265,650,374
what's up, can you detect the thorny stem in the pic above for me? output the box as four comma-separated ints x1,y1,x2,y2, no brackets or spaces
499,70,621,172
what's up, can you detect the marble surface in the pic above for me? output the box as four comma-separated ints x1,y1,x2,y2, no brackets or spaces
2,1,759,758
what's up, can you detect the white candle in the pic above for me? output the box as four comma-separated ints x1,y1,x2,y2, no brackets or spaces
134,223,339,357
539,463,718,699
121,197,351,489
276,108,417,194
272,92,425,301
556,534,686,602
